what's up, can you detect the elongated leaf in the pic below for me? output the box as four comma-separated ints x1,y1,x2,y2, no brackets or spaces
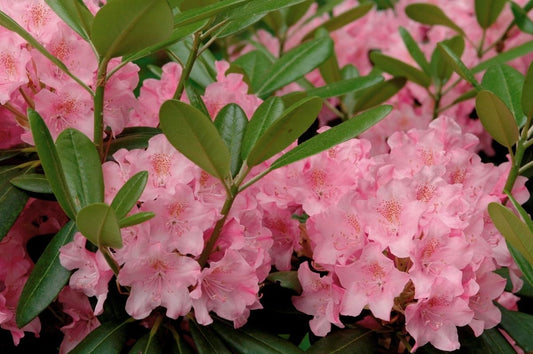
451,88,477,105
437,43,482,90
499,306,533,352
479,328,516,353
488,202,533,265
241,97,285,160
270,105,391,171
160,100,231,181
211,320,302,354
16,221,77,328
399,26,431,76
267,271,302,293
189,320,232,354
247,97,322,166
306,75,383,99
91,0,173,60
370,51,431,87
405,3,464,35
352,77,406,113
476,90,519,148
107,127,162,157
111,171,148,220
45,0,93,40
56,128,104,211
0,166,30,240
28,110,77,220
315,28,342,84
232,50,273,93
475,0,507,28
129,333,163,354
522,61,533,118
431,36,465,86
307,327,377,353
221,0,307,22
505,193,533,285
481,65,526,126
10,173,52,194
71,319,131,353
214,104,248,177
118,212,155,228
473,40,533,74
511,2,533,34
173,0,249,27
285,0,313,27
167,39,216,89
302,2,373,41
77,203,122,249
185,83,210,117
256,38,333,98
181,0,218,11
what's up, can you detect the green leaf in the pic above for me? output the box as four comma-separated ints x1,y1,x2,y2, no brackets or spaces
71,319,131,354
281,92,308,109
511,1,533,34
352,77,406,113
481,64,526,127
437,43,482,90
214,104,248,177
241,97,285,161
76,203,123,249
315,29,342,84
270,105,391,171
477,328,516,353
173,0,249,27
0,166,30,241
473,40,533,74
129,333,163,354
488,202,533,265
232,50,273,93
160,100,231,181
111,171,148,220
45,0,93,41
476,90,519,148
398,26,431,76
10,173,52,194
430,36,465,86
56,128,104,211
475,0,507,28
91,0,173,60
370,51,431,87
16,221,76,328
267,271,302,293
256,38,333,98
306,75,383,99
284,0,313,27
28,109,77,220
302,2,373,41
189,320,232,354
118,212,155,228
499,306,533,352
246,97,323,166
107,127,162,157
522,61,533,118
405,3,465,35
307,327,377,353
211,320,303,354
167,39,216,89
185,83,210,117
180,0,218,11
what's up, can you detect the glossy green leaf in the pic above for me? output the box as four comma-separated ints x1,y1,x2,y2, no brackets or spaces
45,0,93,40
0,166,30,241
107,127,162,157
285,0,313,27
246,97,323,166
451,88,477,105
16,221,76,328
267,271,302,293
263,11,284,35
281,92,309,109
488,202,533,265
167,39,216,89
10,173,52,194
211,320,302,354
270,105,391,171
160,100,231,181
214,104,248,177
478,328,516,353
314,29,342,84
473,40,533,74
256,38,333,98
399,26,431,75
180,0,218,11
505,193,533,284
476,90,519,148
232,50,273,93
129,333,163,354
56,128,104,211
173,0,249,27
430,36,465,86
28,109,77,220
306,75,383,99
111,171,148,220
302,2,373,41
71,319,131,354
307,327,377,354
511,1,533,34
405,3,464,35
118,212,155,228
481,64,526,126
185,83,210,117
475,0,506,28
76,203,123,249
352,77,406,113
437,43,482,90
499,306,533,352
241,97,285,160
370,51,431,87
91,0,173,60
522,61,533,118
189,320,232,354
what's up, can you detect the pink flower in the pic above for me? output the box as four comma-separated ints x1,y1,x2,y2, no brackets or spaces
0,28,31,104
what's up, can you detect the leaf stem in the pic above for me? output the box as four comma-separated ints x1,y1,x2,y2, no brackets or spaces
99,246,120,276
173,32,202,100
94,60,109,160
504,114,533,193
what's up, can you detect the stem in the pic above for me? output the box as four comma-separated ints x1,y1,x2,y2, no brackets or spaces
504,114,533,193
173,32,202,100
239,167,272,193
323,100,346,120
432,86,442,119
100,246,120,276
482,22,515,56
519,160,533,175
477,29,486,58
94,60,109,160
